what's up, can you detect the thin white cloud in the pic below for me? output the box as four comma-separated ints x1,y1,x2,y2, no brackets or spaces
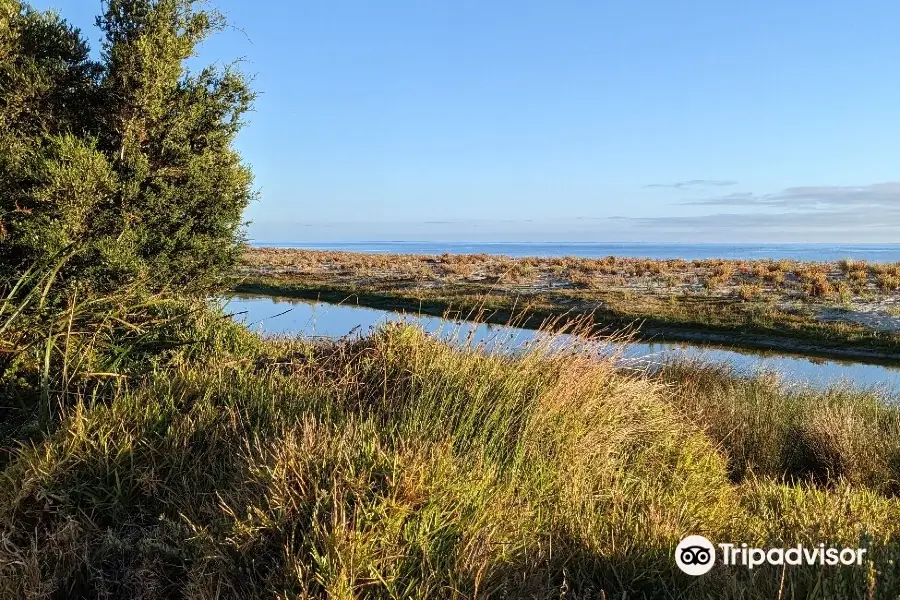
682,182,900,208
645,179,738,190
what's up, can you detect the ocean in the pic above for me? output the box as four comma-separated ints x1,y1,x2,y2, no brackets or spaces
251,241,900,262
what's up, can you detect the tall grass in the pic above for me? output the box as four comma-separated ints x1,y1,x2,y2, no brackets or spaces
656,360,900,492
0,263,261,463
3,276,900,597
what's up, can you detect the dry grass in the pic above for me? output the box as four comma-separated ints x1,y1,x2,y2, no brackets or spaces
877,273,900,292
737,282,763,301
241,248,900,303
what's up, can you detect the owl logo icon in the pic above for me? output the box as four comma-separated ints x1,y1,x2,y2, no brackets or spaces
676,535,716,575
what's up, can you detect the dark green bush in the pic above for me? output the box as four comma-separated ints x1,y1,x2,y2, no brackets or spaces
0,0,255,294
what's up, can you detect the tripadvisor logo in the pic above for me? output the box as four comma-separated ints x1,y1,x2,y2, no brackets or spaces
676,535,716,575
675,535,869,576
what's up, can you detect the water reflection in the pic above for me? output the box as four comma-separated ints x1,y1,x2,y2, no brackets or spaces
224,295,900,391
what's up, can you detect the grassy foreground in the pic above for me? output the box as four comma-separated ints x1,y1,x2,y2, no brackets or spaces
4,286,900,598
236,248,900,360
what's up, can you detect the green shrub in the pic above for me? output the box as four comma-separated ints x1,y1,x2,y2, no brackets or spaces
0,0,255,294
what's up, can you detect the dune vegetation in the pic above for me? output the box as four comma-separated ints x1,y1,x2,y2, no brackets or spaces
237,248,900,360
4,266,900,598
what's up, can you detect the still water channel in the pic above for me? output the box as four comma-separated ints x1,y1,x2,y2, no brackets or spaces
225,294,900,392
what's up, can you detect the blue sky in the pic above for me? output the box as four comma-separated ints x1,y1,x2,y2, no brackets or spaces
36,1,900,243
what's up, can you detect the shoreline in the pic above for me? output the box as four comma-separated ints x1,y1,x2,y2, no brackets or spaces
249,241,900,263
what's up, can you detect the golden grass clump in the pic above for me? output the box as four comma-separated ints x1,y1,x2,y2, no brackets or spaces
876,273,900,292
849,268,870,283
711,261,736,279
737,282,762,301
798,267,833,298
